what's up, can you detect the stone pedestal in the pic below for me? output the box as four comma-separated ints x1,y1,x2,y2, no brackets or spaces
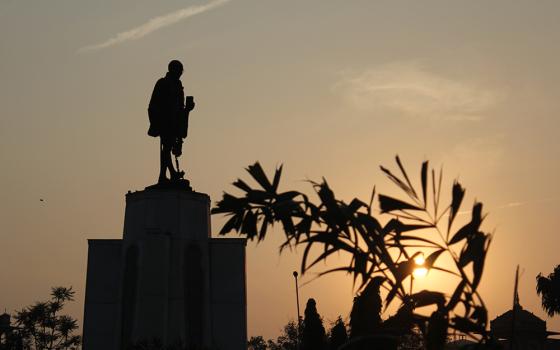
83,188,247,350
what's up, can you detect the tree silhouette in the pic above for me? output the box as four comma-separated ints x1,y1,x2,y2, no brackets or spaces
328,317,348,350
267,320,300,350
0,315,23,350
536,265,560,317
248,336,268,350
13,287,81,350
302,298,326,350
212,156,493,345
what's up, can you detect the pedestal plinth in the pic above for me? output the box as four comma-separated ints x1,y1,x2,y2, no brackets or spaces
83,187,247,350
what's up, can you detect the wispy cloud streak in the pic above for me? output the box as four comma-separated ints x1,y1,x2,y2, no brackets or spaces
334,63,502,121
79,0,230,53
455,197,555,216
496,197,555,210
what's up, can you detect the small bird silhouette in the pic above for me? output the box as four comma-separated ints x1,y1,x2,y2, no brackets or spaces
39,199,44,202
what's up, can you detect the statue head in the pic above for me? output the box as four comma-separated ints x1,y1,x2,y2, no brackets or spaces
168,60,183,79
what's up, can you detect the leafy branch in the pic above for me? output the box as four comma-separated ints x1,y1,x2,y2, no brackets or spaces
212,156,494,342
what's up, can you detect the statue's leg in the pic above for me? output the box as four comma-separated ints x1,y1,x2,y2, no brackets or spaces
159,138,167,182
162,135,177,179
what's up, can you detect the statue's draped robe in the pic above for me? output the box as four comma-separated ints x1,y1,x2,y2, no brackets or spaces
148,73,185,138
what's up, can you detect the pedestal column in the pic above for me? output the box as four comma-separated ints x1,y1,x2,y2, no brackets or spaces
121,188,212,348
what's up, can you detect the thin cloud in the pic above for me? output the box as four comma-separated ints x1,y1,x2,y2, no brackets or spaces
334,63,501,121
497,197,555,210
78,0,230,53
455,198,554,217
498,201,524,209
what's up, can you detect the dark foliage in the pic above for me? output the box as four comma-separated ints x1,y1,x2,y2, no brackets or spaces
213,157,494,344
248,336,268,350
0,328,24,350
13,287,81,350
302,299,326,350
397,327,424,350
536,265,560,317
267,320,300,350
328,317,348,350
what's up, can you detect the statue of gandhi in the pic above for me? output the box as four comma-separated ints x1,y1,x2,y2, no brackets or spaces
148,60,195,184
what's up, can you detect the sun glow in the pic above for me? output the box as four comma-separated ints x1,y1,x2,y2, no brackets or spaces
413,254,428,278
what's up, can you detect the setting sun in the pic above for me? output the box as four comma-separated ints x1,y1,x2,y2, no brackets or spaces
413,254,428,279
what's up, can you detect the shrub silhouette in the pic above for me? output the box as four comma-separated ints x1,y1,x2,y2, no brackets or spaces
328,317,348,350
267,320,300,350
349,277,383,338
248,336,267,350
302,298,326,350
12,287,81,350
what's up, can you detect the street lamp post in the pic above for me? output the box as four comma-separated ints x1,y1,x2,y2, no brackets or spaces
293,271,301,350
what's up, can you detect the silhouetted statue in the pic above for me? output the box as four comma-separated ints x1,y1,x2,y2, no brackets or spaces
148,60,195,184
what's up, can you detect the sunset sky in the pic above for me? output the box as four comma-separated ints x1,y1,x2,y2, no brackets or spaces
1,0,560,340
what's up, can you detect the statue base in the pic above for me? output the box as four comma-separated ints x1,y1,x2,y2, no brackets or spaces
83,187,247,349
145,178,192,191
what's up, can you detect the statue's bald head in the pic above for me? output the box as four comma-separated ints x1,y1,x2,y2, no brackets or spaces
168,60,183,79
